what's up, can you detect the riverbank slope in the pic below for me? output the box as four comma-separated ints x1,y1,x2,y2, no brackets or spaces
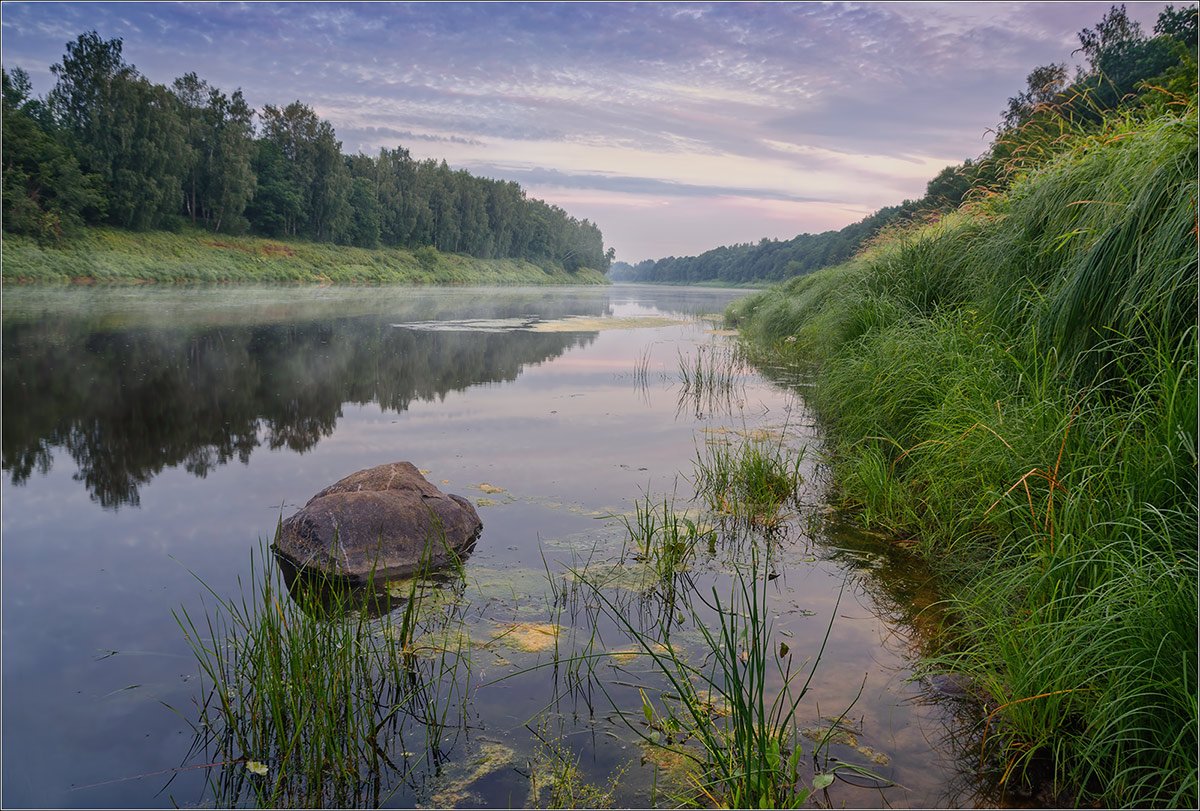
1,227,609,285
728,104,1197,807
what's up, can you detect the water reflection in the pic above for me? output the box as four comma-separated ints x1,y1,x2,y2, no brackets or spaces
3,290,602,507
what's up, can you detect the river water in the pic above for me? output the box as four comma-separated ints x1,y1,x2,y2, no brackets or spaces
2,285,991,808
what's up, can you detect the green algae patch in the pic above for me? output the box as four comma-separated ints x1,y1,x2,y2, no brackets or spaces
382,577,465,608
428,741,517,807
564,560,655,594
637,740,701,793
802,725,891,766
469,566,553,605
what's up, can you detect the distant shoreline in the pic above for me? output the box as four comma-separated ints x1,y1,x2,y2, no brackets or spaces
1,227,609,286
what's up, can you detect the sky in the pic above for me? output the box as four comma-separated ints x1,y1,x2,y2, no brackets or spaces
0,1,1176,261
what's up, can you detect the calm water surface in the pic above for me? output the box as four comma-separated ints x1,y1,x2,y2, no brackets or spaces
2,285,990,808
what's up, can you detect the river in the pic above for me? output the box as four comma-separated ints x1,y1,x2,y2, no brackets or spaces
2,284,992,808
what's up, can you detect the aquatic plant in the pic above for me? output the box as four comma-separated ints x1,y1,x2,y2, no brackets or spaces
692,430,804,529
675,342,748,418
620,494,713,591
577,548,834,808
173,539,473,807
525,724,624,809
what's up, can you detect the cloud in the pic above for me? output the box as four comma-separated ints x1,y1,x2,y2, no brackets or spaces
0,0,1174,259
458,163,843,205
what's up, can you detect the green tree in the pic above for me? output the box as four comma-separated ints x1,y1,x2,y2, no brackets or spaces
245,139,304,237
258,101,349,241
2,66,104,240
48,32,186,230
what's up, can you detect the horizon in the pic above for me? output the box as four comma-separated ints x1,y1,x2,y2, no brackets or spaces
0,1,1174,262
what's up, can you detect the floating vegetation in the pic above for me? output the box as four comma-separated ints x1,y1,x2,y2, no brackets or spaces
429,741,516,807
531,315,686,332
608,641,675,665
803,724,892,766
491,621,562,654
526,732,624,809
476,483,505,494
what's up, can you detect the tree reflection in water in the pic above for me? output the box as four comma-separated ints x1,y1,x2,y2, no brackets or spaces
3,293,601,507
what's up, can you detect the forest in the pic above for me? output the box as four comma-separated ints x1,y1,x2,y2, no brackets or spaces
1,33,611,274
612,4,1197,284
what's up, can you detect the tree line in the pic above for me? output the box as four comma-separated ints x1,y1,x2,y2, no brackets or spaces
2,32,612,272
611,4,1197,285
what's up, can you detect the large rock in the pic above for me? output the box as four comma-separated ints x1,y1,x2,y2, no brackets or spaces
275,462,482,582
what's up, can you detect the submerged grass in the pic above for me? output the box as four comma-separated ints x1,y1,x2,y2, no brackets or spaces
173,540,472,807
675,343,748,418
2,226,609,285
727,102,1198,806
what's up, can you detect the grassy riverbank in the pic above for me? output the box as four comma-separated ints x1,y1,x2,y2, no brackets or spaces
728,104,1198,806
0,227,609,285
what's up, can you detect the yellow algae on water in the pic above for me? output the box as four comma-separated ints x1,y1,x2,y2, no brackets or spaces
608,640,674,665
491,621,562,653
477,483,505,494
531,315,685,332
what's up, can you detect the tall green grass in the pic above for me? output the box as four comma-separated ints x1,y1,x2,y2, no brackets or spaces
621,493,714,592
174,541,472,807
728,102,1198,806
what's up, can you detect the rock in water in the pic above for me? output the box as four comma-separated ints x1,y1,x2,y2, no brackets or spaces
276,462,482,582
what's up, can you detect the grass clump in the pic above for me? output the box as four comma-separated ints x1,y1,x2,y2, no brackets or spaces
675,343,748,418
620,494,714,590
728,101,1198,806
525,732,624,808
692,432,803,529
174,542,472,807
